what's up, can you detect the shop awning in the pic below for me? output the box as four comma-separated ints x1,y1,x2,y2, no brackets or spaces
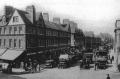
0,50,24,61
0,49,7,56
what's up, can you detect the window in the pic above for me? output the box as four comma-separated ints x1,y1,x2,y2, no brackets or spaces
4,27,6,34
4,39,6,47
19,26,22,34
0,28,2,34
46,30,49,36
9,27,12,34
40,29,44,35
13,16,19,22
14,27,17,34
14,39,17,48
49,31,51,36
9,39,12,48
39,39,44,46
0,39,1,46
46,40,48,46
19,39,22,48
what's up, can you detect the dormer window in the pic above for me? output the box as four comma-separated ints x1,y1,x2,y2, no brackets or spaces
13,16,19,22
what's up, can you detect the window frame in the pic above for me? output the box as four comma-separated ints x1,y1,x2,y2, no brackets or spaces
14,27,17,34
13,16,19,22
9,39,12,48
14,39,17,48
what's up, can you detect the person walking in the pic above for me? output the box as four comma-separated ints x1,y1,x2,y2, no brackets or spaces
106,74,110,79
80,60,83,69
112,56,114,61
94,61,97,70
94,55,98,70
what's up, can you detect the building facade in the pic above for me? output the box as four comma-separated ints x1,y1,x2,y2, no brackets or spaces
84,31,101,50
114,20,120,70
0,5,84,67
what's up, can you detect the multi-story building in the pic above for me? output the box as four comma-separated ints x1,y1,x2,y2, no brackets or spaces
74,28,84,49
83,31,101,50
0,5,83,67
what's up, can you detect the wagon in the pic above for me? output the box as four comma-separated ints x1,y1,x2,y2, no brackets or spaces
45,60,57,68
58,54,70,68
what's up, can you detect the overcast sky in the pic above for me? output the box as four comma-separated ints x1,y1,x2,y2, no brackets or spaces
0,0,120,36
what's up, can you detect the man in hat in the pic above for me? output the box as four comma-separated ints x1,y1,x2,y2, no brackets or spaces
106,74,110,79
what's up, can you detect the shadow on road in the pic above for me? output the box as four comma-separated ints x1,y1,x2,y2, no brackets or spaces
0,72,26,79
9,68,47,75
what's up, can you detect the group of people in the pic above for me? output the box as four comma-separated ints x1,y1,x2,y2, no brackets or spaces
79,58,90,69
23,59,41,73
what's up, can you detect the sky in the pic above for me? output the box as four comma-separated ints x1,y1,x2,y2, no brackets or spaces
0,0,120,36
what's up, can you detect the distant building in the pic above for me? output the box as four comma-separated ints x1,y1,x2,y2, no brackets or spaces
99,33,114,45
83,31,101,50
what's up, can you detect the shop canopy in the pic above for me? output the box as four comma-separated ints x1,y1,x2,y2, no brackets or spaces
0,49,24,61
0,49,7,56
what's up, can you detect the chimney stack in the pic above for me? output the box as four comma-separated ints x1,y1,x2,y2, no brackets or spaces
63,19,69,24
26,5,36,24
43,13,49,21
4,6,14,22
53,17,61,24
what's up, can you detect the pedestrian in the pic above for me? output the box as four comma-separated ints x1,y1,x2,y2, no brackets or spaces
110,58,112,64
112,56,114,61
27,59,32,72
106,74,110,79
94,61,98,70
80,60,83,69
7,62,12,73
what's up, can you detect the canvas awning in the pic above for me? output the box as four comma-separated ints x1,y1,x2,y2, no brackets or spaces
0,49,7,56
0,50,24,61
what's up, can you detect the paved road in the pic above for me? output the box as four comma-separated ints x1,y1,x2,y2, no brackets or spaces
13,65,115,79
1,64,120,79
0,71,26,79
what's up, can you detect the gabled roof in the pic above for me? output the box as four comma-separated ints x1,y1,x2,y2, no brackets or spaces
44,21,67,32
44,21,59,30
36,12,45,27
17,9,32,25
36,13,68,32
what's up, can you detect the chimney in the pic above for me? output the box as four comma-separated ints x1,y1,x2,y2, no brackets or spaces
4,6,14,22
53,17,61,24
63,19,69,24
26,5,36,24
43,13,49,21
